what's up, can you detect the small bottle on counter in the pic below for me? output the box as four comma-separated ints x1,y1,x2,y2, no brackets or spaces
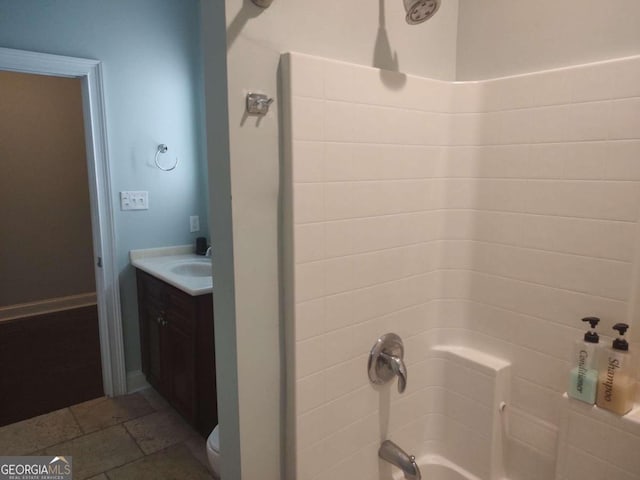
596,323,636,415
568,317,600,404
196,237,208,256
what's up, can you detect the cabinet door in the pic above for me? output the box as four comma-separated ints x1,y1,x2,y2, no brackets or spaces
165,319,196,423
142,304,167,394
195,294,217,436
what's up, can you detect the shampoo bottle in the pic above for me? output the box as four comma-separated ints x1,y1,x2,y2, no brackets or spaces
596,323,636,415
568,317,600,404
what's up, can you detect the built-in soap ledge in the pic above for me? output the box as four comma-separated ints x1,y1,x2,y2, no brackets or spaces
431,345,510,377
561,393,640,434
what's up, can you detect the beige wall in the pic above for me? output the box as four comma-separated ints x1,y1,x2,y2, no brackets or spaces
456,0,640,80
0,71,95,307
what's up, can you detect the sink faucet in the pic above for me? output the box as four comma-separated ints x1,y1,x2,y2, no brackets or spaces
205,246,212,257
379,440,421,480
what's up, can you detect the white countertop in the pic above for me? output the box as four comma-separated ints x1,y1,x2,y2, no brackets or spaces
130,245,213,296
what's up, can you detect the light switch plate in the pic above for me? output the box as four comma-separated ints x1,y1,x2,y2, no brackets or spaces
120,191,149,210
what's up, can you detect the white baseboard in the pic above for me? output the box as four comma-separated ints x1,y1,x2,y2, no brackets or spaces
126,370,150,394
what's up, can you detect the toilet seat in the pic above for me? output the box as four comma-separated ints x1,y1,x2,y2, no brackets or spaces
206,425,220,477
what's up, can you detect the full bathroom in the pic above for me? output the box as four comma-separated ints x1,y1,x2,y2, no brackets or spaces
1,1,640,480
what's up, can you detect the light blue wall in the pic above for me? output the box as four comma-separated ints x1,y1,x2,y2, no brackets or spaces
0,0,207,373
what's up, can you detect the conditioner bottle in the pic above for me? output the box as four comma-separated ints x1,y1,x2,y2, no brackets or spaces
596,323,636,415
568,317,600,404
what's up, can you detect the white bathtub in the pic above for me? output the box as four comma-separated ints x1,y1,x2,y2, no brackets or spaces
392,454,483,480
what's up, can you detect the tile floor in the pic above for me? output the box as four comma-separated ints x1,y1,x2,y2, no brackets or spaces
0,388,215,480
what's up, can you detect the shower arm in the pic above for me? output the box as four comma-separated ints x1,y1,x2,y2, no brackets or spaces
251,0,273,8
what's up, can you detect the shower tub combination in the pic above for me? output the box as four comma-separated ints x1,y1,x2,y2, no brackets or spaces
0,293,103,426
283,2,640,475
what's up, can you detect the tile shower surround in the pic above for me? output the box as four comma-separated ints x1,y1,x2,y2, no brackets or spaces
283,53,640,480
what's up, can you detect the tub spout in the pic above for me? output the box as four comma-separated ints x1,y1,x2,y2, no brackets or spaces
379,440,421,480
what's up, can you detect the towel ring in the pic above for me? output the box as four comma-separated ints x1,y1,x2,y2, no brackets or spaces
154,144,178,171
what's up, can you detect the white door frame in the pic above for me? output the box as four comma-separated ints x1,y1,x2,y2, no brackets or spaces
0,47,127,396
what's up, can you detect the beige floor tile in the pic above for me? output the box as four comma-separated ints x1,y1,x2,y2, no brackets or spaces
0,408,82,455
106,444,213,480
86,475,108,480
183,431,210,470
71,394,154,433
37,425,143,480
137,387,171,412
124,410,195,455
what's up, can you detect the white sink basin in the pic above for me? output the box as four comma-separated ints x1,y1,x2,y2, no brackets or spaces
130,249,213,296
170,261,212,277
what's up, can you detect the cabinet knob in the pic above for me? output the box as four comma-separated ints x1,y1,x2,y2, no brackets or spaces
161,319,169,327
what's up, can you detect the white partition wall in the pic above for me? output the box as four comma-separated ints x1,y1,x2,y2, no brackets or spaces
283,52,640,480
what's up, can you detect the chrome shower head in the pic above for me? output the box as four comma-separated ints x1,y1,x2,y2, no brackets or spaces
403,0,441,25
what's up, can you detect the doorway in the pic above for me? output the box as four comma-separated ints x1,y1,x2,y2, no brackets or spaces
0,70,105,425
0,48,127,406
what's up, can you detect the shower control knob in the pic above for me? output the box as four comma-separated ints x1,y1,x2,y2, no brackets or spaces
368,333,408,393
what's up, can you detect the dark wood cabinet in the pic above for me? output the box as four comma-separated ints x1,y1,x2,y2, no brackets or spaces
136,269,217,437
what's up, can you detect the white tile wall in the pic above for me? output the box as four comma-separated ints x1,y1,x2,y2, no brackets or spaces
283,52,640,480
557,397,640,480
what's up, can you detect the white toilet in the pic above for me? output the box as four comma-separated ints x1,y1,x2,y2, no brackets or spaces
206,425,220,478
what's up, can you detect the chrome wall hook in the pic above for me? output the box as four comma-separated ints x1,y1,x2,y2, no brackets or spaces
154,144,178,171
246,92,274,116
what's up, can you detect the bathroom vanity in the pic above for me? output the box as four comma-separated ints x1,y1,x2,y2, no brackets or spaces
132,247,217,437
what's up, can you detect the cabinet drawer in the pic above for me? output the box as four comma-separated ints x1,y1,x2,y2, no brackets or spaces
140,271,167,304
